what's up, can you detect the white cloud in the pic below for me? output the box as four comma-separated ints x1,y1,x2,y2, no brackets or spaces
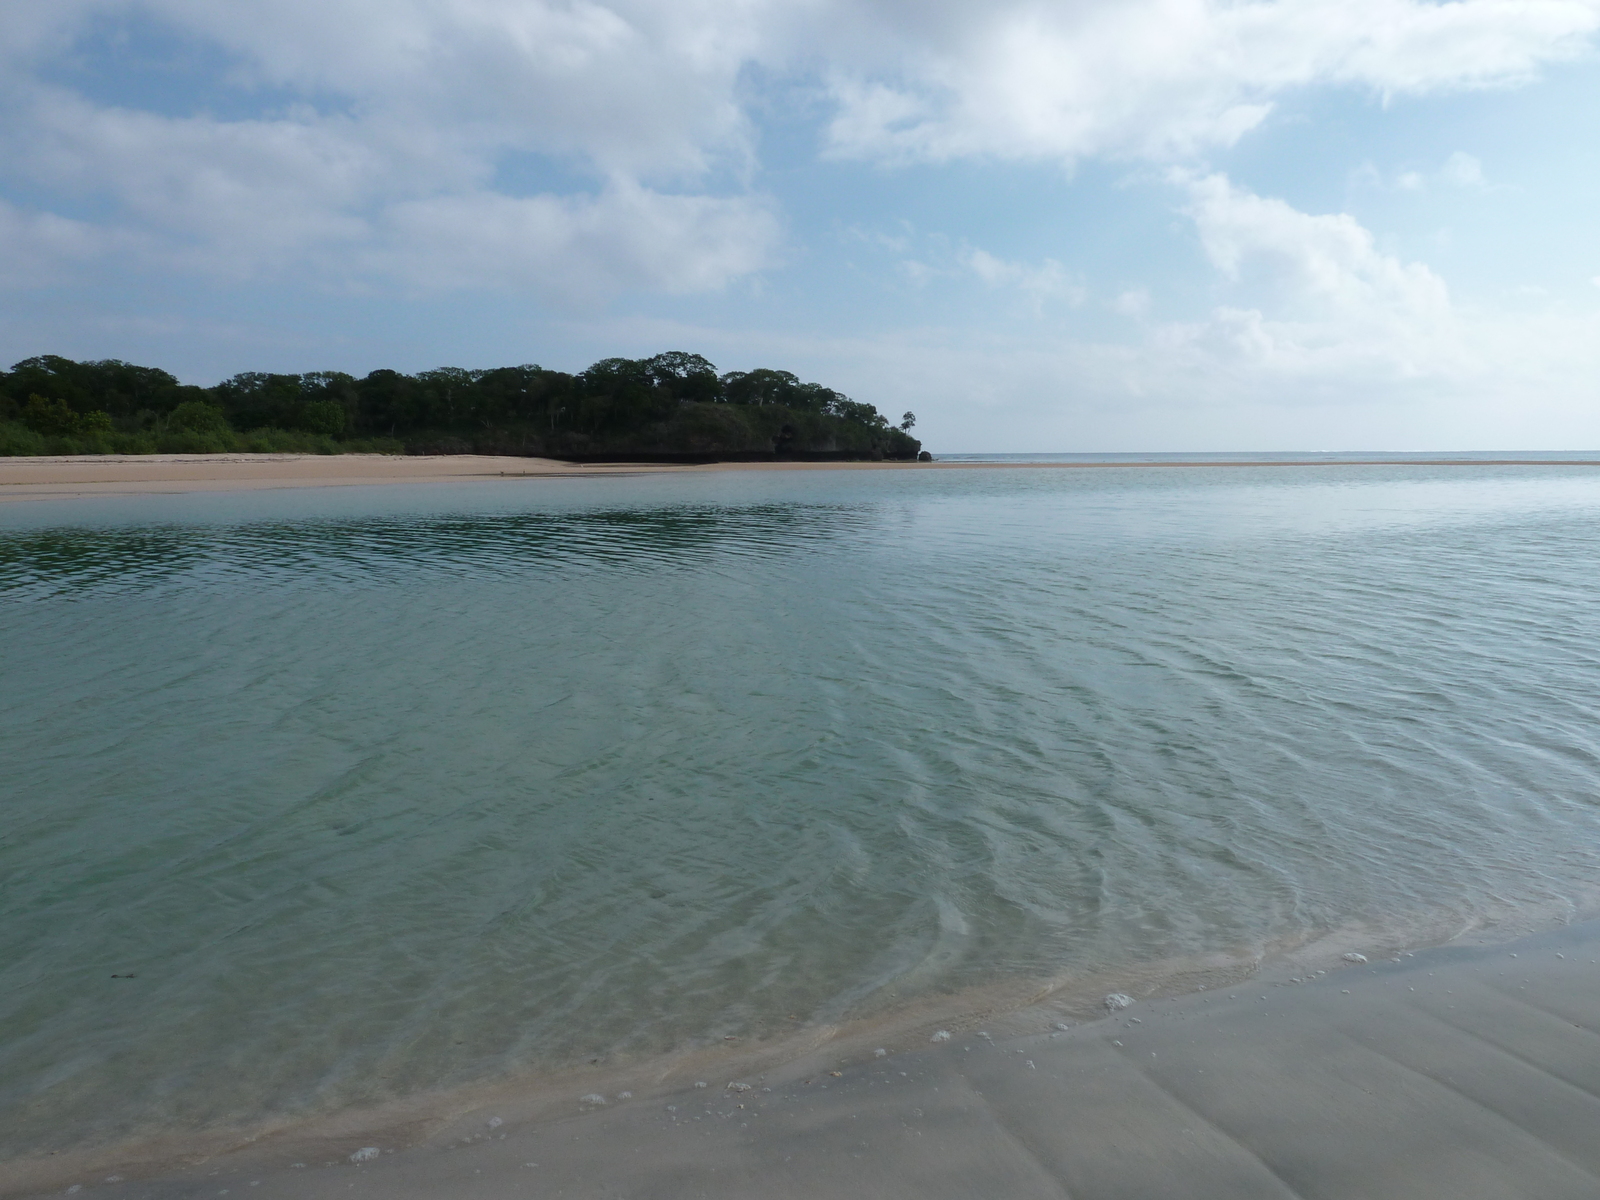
1441,151,1487,187
0,83,780,297
740,175,1600,449
8,90,382,276
651,275,1600,449
821,0,1600,165
961,247,1085,308
1352,150,1495,194
372,184,780,298
0,198,140,288
0,0,768,179
1175,171,1464,380
0,0,785,295
880,239,1086,309
676,174,1599,447
1112,288,1152,317
1184,173,1450,314
0,0,1596,306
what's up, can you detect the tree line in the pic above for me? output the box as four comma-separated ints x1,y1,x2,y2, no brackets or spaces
0,352,924,461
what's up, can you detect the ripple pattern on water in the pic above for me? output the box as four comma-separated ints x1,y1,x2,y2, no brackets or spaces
4,465,1600,1156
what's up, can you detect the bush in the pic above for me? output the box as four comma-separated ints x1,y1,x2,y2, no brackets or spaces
21,395,79,436
48,431,118,455
340,437,404,454
237,427,340,454
299,400,347,437
158,428,236,454
20,394,115,438
167,401,233,435
0,420,47,456
109,431,159,454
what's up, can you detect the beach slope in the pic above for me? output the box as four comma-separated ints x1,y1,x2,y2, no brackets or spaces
12,920,1600,1200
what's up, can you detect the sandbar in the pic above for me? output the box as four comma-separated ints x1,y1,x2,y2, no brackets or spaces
0,453,678,504
5,453,1600,505
6,919,1599,1200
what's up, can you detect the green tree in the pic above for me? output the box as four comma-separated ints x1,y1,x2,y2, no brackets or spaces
167,400,233,434
5,357,191,423
645,351,721,403
20,395,110,437
299,400,347,436
211,372,303,430
721,368,801,407
21,395,80,436
2,352,920,460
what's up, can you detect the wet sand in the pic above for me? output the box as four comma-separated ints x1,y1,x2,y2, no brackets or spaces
5,453,1600,504
8,919,1599,1200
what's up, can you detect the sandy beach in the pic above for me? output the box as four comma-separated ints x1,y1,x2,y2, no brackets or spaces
5,453,1600,505
0,453,971,504
5,918,1598,1200
0,453,679,504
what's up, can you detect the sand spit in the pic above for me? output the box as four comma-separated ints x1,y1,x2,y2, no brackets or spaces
0,453,679,503
8,919,1600,1200
4,453,1600,504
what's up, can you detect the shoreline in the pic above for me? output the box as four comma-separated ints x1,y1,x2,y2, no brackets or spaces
4,452,1600,504
4,902,1594,1199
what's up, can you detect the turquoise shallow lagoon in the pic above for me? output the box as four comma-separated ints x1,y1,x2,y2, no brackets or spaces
5,464,1600,1157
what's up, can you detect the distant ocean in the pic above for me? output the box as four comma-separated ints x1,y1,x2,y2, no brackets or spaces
933,450,1600,462
6,460,1600,1160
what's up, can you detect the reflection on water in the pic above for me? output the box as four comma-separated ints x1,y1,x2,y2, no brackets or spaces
4,465,1600,1158
0,502,872,597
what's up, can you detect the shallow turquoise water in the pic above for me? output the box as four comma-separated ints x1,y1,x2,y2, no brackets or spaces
5,465,1600,1155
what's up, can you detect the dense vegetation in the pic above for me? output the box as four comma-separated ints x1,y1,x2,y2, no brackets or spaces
0,353,923,461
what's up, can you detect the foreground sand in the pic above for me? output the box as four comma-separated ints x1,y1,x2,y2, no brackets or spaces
8,919,1599,1200
6,453,1600,504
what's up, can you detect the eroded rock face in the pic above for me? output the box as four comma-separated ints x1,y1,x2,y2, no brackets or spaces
918,451,932,462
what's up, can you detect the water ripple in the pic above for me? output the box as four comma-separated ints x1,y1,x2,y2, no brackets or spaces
5,465,1600,1157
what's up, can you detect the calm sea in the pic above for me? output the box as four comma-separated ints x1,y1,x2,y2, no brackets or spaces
5,463,1600,1157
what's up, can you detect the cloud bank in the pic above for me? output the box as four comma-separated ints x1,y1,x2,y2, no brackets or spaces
3,0,1595,293
823,0,1599,163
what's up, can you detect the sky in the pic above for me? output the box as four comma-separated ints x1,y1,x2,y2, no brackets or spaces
2,0,1599,451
